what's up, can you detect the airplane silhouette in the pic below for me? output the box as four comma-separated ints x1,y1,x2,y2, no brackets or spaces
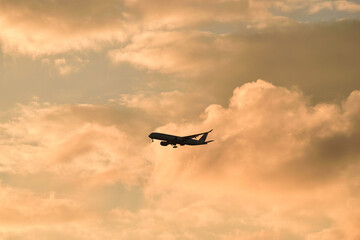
149,129,214,148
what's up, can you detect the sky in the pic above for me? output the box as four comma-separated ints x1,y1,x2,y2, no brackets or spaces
0,0,360,239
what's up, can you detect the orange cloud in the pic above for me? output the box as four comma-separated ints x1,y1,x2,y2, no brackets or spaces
1,0,357,56
0,0,248,55
0,183,86,226
271,0,360,14
110,31,235,75
118,90,210,121
110,20,360,104
150,80,360,190
141,80,360,239
0,100,150,186
0,0,135,55
1,80,360,239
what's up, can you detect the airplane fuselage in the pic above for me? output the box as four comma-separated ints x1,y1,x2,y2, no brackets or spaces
148,131,213,147
149,132,206,146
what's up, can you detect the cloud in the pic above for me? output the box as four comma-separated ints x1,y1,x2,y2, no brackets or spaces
138,79,360,239
272,0,360,14
0,0,136,55
1,0,358,56
110,20,360,103
0,183,86,226
1,80,360,239
149,80,360,192
0,100,150,186
0,0,249,55
335,0,360,12
110,31,236,75
134,0,250,29
118,90,210,121
308,2,334,14
307,1,360,15
0,0,359,238
39,57,88,75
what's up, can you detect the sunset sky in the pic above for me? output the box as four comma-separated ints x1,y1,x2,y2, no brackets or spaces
0,0,360,239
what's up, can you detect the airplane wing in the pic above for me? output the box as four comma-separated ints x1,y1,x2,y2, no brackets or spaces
182,129,213,139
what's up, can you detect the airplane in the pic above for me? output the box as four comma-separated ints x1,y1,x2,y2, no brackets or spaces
148,129,214,148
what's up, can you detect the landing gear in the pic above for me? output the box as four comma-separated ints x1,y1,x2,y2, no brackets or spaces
173,145,178,148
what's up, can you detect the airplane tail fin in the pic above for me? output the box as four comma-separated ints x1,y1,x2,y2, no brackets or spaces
199,129,213,142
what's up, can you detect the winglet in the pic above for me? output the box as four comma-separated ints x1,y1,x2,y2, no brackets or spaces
204,129,214,133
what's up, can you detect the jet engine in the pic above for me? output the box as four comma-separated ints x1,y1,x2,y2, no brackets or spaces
160,141,169,146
